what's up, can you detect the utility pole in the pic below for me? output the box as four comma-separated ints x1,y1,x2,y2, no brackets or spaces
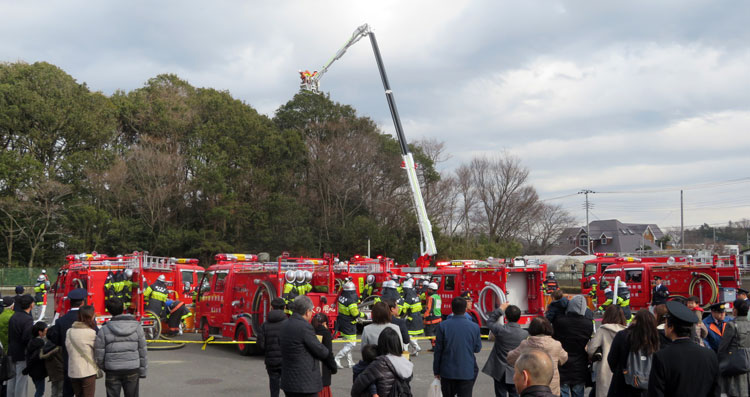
578,190,595,255
680,190,684,249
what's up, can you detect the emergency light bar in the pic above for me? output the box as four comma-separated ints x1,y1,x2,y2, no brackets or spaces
214,253,259,262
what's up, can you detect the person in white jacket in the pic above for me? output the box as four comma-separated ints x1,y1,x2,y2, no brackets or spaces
65,305,98,397
586,305,627,397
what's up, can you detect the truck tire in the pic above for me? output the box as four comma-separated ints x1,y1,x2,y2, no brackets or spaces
251,281,277,338
235,324,257,356
201,318,211,341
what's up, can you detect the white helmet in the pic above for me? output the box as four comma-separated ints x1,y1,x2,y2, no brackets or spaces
157,274,166,282
343,281,356,291
383,280,396,289
428,282,438,290
37,275,45,282
366,275,375,284
124,269,133,279
590,276,596,282
391,274,399,282
618,280,627,288
548,272,555,278
403,279,414,289
41,269,47,274
304,271,312,283
295,270,305,283
285,270,295,283
422,280,429,286
406,273,412,279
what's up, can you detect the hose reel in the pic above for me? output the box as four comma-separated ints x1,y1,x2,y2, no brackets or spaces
477,282,507,324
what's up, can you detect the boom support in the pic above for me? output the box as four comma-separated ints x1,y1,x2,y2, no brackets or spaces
300,24,437,259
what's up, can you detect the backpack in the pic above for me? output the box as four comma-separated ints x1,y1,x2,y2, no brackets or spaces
623,350,652,390
388,376,413,397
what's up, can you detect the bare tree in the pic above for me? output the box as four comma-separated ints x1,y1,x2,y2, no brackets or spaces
0,197,24,265
17,180,71,267
521,203,576,254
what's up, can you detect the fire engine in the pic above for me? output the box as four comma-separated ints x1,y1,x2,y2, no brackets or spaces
597,255,742,311
332,255,401,294
195,253,339,355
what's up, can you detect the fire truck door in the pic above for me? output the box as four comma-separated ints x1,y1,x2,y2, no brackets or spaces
506,273,529,313
624,268,646,308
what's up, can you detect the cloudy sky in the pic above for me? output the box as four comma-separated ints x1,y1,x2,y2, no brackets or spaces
2,1,748,232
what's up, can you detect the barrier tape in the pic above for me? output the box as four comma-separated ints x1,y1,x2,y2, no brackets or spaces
146,334,492,350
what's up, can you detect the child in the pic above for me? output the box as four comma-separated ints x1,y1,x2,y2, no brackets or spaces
24,321,48,397
40,337,64,397
352,344,378,397
312,313,336,397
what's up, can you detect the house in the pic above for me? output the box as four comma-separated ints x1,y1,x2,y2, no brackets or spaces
551,219,666,256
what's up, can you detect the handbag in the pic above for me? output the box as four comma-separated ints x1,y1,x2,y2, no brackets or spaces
69,337,104,379
719,322,750,376
0,353,15,382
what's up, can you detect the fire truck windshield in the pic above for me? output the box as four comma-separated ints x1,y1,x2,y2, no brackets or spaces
584,263,597,277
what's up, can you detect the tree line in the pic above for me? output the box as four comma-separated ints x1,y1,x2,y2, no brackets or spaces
0,61,574,267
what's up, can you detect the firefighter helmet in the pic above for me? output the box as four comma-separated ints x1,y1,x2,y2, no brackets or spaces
600,280,609,288
428,282,438,290
157,274,166,282
406,273,412,279
366,275,375,285
590,276,596,282
41,269,47,274
285,270,295,283
295,270,305,283
343,281,356,291
383,280,396,289
304,271,312,283
403,279,414,289
37,275,45,282
618,280,627,288
548,272,555,278
124,269,133,279
422,280,429,287
391,274,399,282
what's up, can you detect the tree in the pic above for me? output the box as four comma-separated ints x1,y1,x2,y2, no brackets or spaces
521,203,576,254
17,180,71,267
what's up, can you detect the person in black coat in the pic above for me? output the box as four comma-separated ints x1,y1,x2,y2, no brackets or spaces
552,295,592,397
24,321,49,397
647,301,720,397
46,288,87,397
258,298,287,397
384,299,410,346
312,313,338,396
280,295,331,397
545,289,568,324
8,294,34,397
607,309,661,397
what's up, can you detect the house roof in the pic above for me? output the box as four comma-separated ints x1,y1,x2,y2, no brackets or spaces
551,219,667,254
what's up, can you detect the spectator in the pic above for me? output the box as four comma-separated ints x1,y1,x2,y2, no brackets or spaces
545,289,568,324
13,286,25,312
351,328,413,397
361,302,403,350
433,297,483,396
94,298,147,397
482,303,528,397
513,350,557,397
606,309,659,397
352,344,378,397
312,313,337,397
48,288,88,397
8,294,34,397
258,297,287,397
653,304,671,349
24,321,48,397
40,338,64,397
686,296,708,346
65,305,98,397
704,302,727,352
508,317,567,396
648,301,720,396
552,295,593,397
719,299,750,396
280,295,331,397
384,299,410,349
586,305,626,397
0,296,14,352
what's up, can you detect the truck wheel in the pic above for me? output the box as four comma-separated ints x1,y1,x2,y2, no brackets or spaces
251,281,277,337
201,318,211,341
235,324,256,356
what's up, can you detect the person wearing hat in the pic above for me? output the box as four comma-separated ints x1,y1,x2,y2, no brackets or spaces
47,288,88,397
423,282,442,351
651,275,670,310
334,281,364,369
402,278,425,355
258,297,287,397
143,274,169,318
648,301,720,396
0,296,15,352
703,302,728,352
737,288,749,301
13,285,25,312
33,274,51,322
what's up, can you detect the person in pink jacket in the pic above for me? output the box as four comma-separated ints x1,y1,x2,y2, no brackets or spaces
508,317,568,396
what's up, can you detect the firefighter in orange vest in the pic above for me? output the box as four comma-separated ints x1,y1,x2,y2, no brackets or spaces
703,302,727,352
543,272,559,294
423,282,441,350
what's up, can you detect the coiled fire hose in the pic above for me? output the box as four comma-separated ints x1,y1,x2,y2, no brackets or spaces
477,282,507,323
688,272,719,307
145,310,186,351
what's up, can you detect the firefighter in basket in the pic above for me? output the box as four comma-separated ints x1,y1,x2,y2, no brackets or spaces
360,275,375,301
543,272,559,294
165,299,192,335
402,278,424,355
423,282,442,350
143,274,169,318
377,280,404,315
334,281,364,368
33,274,51,322
282,270,300,315
588,276,598,306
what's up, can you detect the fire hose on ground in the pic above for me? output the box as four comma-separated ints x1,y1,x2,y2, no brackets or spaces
477,282,507,324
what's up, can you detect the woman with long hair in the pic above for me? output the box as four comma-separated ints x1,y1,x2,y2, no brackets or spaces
65,305,98,397
607,309,660,397
351,328,413,397
360,302,403,350
507,317,568,396
587,305,627,397
312,313,337,397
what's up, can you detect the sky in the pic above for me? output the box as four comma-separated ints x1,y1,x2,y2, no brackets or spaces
2,1,749,232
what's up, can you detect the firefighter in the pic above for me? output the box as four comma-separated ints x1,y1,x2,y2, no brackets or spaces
378,280,404,315
111,269,127,303
301,270,313,295
104,272,116,302
33,274,51,322
597,280,613,312
402,278,424,355
143,274,169,318
588,276,598,306
617,280,632,321
391,274,404,296
543,272,559,294
360,275,375,301
334,281,363,368
122,269,134,310
282,270,299,314
419,280,429,305
165,299,192,335
423,282,442,350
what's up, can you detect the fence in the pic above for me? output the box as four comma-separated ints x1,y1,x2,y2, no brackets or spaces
0,267,59,288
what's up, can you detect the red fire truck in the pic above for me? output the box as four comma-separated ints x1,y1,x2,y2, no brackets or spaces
598,255,742,310
195,253,339,355
332,255,401,295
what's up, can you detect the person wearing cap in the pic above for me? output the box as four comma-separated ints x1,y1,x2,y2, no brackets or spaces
737,288,749,301
423,282,442,351
258,297,287,397
651,276,670,310
47,288,88,397
703,302,728,352
648,301,720,397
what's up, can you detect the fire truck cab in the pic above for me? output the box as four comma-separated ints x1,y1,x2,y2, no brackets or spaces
599,255,741,310
196,254,339,355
